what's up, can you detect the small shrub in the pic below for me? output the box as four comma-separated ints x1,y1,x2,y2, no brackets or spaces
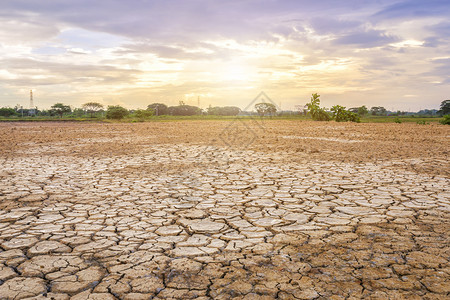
440,115,450,125
348,111,361,123
394,117,402,124
416,120,429,125
315,109,331,121
134,109,154,120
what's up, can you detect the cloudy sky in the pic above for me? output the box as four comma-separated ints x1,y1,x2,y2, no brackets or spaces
0,0,449,111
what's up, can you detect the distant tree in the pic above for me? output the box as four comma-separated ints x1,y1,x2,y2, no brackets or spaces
82,102,104,118
223,106,241,116
207,106,241,116
305,93,330,121
438,100,450,116
39,109,51,116
106,105,129,120
357,106,368,116
13,105,26,117
349,106,368,116
370,106,387,116
168,105,202,116
147,103,168,116
417,109,438,116
51,103,71,118
255,103,277,117
0,107,17,117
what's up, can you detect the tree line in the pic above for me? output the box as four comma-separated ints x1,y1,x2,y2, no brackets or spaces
0,102,243,120
1,98,448,121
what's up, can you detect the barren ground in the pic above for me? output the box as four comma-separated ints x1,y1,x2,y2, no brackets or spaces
0,120,449,299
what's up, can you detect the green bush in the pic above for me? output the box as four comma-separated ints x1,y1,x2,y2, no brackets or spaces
315,110,331,121
348,111,361,123
331,105,360,122
331,105,346,122
306,93,331,121
0,107,16,117
394,117,402,123
440,115,450,125
134,109,154,120
106,105,129,120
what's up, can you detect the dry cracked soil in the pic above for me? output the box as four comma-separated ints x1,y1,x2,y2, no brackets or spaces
0,120,449,299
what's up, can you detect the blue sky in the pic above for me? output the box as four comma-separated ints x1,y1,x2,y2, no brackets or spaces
0,0,449,111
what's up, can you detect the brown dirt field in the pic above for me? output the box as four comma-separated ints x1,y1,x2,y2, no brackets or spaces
1,120,448,168
0,120,448,299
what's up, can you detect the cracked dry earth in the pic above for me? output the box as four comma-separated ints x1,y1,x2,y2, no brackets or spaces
0,121,449,299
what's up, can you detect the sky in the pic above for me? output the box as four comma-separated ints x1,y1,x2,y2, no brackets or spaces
0,0,449,111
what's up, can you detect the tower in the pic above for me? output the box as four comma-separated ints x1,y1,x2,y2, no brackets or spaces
29,89,36,116
30,90,34,109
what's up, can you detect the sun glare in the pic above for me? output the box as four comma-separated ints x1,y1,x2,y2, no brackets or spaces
218,63,254,82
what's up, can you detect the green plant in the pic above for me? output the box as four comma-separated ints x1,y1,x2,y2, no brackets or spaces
331,105,346,122
331,105,360,122
394,117,402,123
348,111,361,122
306,93,331,121
134,109,154,120
416,120,429,125
440,115,450,125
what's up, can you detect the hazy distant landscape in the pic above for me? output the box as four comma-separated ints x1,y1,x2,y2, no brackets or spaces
1,97,449,125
